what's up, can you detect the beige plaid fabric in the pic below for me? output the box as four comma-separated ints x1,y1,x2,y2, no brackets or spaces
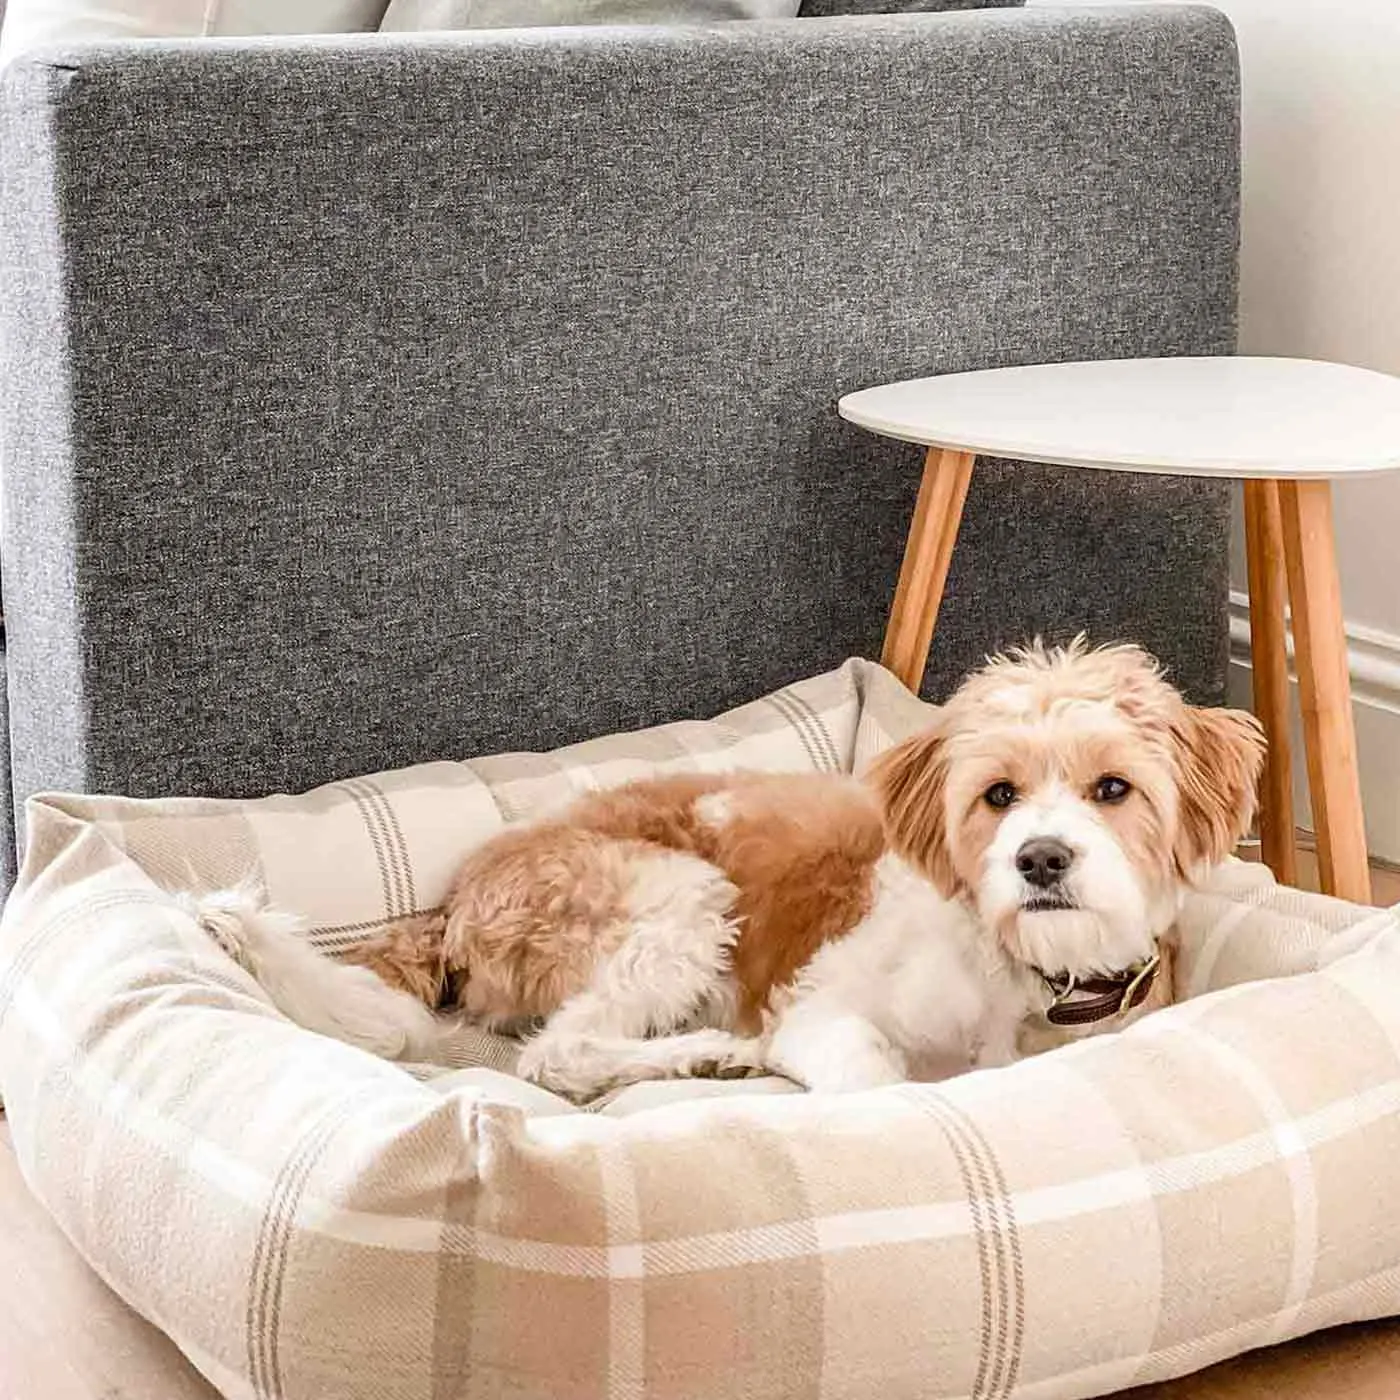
2,658,1400,1400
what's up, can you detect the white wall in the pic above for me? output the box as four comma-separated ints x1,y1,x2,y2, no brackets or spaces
1033,0,1400,860
1227,0,1400,625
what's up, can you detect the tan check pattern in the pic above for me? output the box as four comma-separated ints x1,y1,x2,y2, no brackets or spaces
2,658,1400,1400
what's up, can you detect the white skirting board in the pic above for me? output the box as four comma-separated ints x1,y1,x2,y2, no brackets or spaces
1227,590,1400,864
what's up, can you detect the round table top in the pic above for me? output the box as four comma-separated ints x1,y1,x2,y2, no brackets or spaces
837,357,1400,479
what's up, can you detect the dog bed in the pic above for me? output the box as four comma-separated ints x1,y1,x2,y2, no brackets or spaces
2,657,1399,1400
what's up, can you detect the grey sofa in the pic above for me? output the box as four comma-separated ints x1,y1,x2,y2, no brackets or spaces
0,2,1240,898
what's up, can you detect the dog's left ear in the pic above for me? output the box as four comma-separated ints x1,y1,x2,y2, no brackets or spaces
866,721,959,897
1170,705,1267,876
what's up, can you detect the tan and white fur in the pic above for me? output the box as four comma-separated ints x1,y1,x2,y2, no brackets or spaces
195,641,1265,1098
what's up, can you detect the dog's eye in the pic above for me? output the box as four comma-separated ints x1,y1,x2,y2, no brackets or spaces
1093,775,1132,804
983,781,1017,810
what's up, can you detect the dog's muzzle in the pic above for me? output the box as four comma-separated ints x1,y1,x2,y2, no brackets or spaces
1038,952,1160,1027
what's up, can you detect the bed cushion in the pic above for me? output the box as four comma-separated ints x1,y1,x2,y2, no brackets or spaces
2,658,1399,1400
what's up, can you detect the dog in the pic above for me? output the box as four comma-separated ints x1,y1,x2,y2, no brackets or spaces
195,640,1265,1098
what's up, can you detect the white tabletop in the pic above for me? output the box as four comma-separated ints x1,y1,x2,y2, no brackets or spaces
838,357,1400,479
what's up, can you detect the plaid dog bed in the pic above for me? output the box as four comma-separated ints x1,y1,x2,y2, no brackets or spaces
2,659,1398,1399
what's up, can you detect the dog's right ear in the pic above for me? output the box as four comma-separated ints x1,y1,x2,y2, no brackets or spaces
1169,704,1267,877
866,722,958,897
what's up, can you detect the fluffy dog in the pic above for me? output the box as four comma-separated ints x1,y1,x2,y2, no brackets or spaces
198,640,1264,1097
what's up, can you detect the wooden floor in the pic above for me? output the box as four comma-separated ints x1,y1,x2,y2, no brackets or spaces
0,1118,220,1400
1,846,1398,1400
1365,863,1400,904
1120,1320,1400,1400
1236,837,1400,905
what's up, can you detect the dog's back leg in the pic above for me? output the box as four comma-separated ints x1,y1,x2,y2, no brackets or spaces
516,847,757,1099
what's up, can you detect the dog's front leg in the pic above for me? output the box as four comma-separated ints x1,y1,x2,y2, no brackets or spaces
766,1003,908,1093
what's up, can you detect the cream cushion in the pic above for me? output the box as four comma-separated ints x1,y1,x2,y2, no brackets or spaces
0,0,800,64
2,658,1400,1399
0,0,388,64
380,1,801,28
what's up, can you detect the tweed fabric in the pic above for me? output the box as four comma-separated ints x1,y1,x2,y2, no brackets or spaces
0,10,1240,855
3,659,1399,1400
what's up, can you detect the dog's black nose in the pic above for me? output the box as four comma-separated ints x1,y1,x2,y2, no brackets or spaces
1016,837,1075,889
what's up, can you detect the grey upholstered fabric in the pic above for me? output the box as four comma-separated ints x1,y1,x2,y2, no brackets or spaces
0,9,1240,841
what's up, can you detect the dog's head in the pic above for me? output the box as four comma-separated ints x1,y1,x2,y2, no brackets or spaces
869,639,1265,981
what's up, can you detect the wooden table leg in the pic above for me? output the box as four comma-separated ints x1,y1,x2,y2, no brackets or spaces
1242,479,1298,886
881,446,975,693
1277,478,1371,904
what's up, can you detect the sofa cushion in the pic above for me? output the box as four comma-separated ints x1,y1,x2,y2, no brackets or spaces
800,1,1024,13
0,0,388,63
381,0,801,27
4,658,1400,1400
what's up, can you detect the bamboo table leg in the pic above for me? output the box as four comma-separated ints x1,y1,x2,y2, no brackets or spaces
1242,479,1299,886
1277,478,1371,904
881,446,975,692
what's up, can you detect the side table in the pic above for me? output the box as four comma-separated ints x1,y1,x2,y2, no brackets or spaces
841,357,1400,905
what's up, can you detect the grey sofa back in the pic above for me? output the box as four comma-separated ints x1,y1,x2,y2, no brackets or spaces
0,8,1239,863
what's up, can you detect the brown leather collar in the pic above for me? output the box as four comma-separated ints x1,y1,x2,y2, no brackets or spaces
1040,955,1159,1027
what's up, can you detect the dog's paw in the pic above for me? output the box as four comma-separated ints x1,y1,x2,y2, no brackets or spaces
784,1035,909,1094
515,1036,604,1101
514,1036,558,1084
803,1057,908,1094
